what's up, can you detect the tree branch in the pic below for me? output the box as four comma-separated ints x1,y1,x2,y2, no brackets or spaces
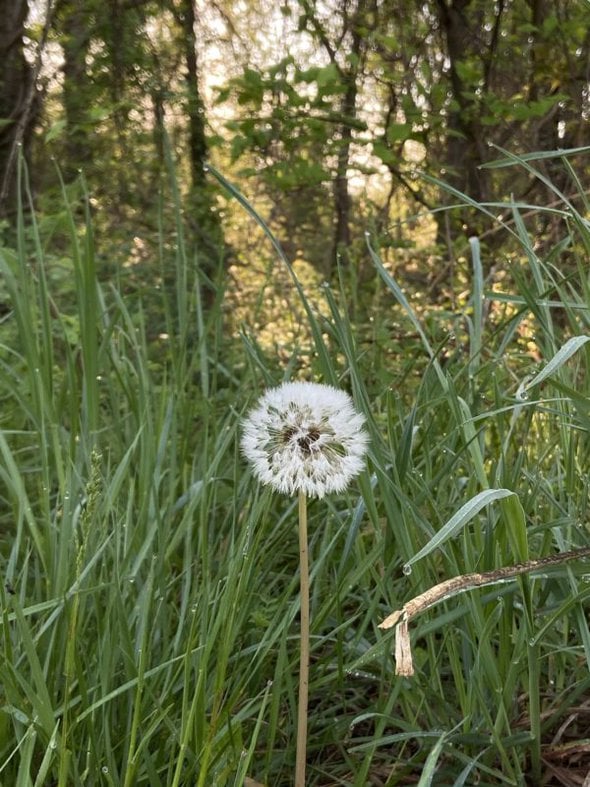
0,0,55,210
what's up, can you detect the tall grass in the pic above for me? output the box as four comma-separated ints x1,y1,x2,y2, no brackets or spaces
0,150,589,785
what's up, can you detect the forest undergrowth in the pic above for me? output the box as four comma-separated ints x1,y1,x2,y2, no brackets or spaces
1,150,590,786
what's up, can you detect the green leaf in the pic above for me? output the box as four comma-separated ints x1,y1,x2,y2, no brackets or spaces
405,489,515,570
386,122,413,143
372,140,397,166
417,730,447,786
315,63,343,93
525,335,590,389
236,68,265,108
45,119,67,142
499,494,529,565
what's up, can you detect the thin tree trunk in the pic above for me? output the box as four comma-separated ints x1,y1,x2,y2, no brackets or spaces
60,0,91,178
0,0,33,215
330,0,369,269
177,0,222,281
109,0,131,203
179,0,208,191
436,0,490,206
332,80,355,265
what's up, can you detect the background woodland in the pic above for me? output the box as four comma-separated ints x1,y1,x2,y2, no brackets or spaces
2,0,588,274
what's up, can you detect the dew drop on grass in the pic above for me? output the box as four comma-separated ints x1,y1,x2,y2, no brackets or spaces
402,564,412,576
102,766,109,774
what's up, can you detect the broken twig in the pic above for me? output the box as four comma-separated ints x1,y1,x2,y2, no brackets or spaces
379,547,590,676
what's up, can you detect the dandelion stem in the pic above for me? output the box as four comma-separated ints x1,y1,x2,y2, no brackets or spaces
295,489,310,787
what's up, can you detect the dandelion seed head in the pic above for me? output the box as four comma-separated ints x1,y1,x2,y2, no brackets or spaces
241,381,369,498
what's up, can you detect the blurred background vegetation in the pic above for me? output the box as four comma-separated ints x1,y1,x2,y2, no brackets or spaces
2,0,589,280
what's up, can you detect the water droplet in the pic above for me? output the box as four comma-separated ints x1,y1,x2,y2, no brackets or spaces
528,638,536,647
402,564,412,576
102,766,109,774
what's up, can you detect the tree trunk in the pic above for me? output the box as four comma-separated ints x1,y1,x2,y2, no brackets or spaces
435,0,490,232
332,79,356,266
0,0,33,216
330,0,370,269
108,0,132,203
178,0,222,276
179,0,207,190
59,0,92,177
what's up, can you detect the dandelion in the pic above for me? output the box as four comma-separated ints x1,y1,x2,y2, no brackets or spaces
242,381,369,786
241,381,369,499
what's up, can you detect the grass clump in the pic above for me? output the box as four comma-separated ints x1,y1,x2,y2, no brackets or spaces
1,150,590,785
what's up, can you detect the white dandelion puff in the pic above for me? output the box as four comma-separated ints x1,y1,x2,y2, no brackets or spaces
241,381,369,499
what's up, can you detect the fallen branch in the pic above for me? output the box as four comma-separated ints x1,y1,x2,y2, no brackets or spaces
379,547,590,676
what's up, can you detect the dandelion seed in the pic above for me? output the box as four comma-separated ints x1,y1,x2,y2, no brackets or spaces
241,381,369,499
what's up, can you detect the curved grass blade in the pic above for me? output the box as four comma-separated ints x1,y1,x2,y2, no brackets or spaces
525,335,590,390
404,489,515,571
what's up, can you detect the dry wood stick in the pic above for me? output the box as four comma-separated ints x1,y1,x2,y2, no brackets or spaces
379,547,590,676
